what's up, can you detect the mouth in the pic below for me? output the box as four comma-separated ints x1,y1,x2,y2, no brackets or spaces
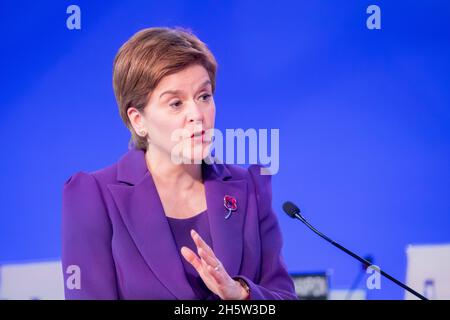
190,130,205,139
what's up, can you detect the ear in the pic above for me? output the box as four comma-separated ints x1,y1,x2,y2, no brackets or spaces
127,107,146,137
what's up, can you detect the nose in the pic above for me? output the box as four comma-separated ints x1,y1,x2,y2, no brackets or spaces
186,100,204,124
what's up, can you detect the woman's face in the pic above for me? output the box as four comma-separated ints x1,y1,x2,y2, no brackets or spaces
134,64,215,163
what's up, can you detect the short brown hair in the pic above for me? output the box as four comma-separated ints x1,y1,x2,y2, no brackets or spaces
113,27,218,150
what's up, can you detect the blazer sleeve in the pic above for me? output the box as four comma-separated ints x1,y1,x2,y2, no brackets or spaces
61,171,118,299
232,165,298,300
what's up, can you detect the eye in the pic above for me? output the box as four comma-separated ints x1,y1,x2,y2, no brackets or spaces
169,100,182,108
199,93,212,102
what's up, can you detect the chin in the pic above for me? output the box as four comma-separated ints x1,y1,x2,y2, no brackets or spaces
169,140,213,165
182,144,212,164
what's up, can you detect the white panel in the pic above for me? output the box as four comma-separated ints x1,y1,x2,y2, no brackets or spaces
405,243,450,300
0,260,64,300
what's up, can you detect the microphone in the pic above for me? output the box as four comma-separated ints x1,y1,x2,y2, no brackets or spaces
282,201,427,300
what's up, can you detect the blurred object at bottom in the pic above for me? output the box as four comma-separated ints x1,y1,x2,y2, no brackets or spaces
405,243,450,300
290,271,329,300
0,260,63,300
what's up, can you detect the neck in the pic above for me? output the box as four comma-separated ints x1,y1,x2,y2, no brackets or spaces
145,144,202,190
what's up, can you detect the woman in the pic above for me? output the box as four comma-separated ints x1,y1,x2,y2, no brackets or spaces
62,27,297,300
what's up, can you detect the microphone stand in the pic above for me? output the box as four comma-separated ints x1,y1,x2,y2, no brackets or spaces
283,201,428,300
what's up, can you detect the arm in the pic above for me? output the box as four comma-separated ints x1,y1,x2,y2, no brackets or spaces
61,172,118,299
232,165,298,300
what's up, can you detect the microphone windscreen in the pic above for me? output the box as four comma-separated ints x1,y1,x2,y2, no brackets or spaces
282,201,300,218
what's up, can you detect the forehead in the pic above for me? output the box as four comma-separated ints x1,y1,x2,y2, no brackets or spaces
154,64,211,92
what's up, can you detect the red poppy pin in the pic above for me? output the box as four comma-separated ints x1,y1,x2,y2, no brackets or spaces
224,195,237,219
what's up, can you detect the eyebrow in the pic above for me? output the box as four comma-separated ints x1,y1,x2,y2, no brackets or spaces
159,80,212,99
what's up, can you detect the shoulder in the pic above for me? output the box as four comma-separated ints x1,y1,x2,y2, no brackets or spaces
64,163,118,189
62,148,140,192
226,162,272,180
62,160,122,229
62,155,126,219
61,167,114,214
220,163,273,197
62,148,146,208
217,163,275,223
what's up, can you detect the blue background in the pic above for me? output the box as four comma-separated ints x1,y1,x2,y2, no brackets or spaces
1,0,449,299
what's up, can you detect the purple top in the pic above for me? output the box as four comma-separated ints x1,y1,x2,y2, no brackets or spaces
166,210,219,300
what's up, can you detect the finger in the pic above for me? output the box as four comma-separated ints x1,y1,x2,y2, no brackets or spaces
206,264,227,285
198,247,220,268
180,246,203,272
182,247,222,289
197,247,228,285
191,229,215,257
191,229,211,252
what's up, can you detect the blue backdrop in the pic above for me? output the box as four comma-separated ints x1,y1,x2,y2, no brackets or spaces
1,0,449,299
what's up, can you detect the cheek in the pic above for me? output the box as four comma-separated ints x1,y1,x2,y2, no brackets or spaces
206,102,216,126
154,121,183,142
142,104,165,128
142,110,176,141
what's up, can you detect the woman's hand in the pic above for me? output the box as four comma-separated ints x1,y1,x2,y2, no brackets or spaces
180,229,249,300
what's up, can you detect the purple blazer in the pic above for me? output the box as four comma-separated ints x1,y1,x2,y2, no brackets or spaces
61,148,298,300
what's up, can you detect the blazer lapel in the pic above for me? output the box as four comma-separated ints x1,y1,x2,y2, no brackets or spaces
107,149,247,299
108,151,196,299
203,161,247,279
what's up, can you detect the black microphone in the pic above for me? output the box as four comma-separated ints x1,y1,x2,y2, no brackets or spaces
282,201,428,300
